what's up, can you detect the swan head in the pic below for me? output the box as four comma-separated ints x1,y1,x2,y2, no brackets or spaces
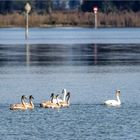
116,90,120,96
62,89,67,94
67,92,70,97
50,93,55,103
50,93,55,98
29,95,34,100
21,95,27,100
50,93,55,100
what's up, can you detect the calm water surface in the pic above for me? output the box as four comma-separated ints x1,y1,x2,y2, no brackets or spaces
0,28,140,140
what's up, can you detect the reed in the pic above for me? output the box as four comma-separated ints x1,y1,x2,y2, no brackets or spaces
0,11,140,27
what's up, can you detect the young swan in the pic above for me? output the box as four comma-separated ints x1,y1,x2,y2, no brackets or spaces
45,94,61,109
104,90,121,107
10,95,27,110
26,95,34,109
60,92,71,107
40,89,68,108
57,89,67,103
40,93,55,108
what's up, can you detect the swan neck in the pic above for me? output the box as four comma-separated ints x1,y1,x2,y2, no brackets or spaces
63,93,67,102
117,95,121,104
30,99,34,108
21,98,26,107
51,96,54,103
56,97,60,106
66,96,70,104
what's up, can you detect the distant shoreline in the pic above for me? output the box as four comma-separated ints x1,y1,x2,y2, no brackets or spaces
0,23,140,29
0,12,140,28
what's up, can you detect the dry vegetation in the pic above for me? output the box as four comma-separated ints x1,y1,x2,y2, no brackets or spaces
0,11,140,27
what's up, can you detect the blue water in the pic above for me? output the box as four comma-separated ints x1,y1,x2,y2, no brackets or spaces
0,104,139,140
0,28,140,139
0,27,140,44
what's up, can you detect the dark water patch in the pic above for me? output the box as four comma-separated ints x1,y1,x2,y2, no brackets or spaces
0,44,140,67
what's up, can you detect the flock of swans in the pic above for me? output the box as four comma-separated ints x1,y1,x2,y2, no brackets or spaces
10,89,70,110
9,89,121,111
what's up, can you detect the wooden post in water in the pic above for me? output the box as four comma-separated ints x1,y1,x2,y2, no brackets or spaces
93,7,98,29
24,3,31,39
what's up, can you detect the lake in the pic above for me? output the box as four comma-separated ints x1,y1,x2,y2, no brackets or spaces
0,28,140,140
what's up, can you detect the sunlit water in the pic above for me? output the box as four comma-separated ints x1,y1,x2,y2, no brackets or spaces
0,28,140,139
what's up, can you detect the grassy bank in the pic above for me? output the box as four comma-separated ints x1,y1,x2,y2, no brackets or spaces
0,11,140,28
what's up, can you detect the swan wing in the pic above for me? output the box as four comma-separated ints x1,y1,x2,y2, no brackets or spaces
52,98,58,103
25,103,30,107
10,103,26,110
104,100,120,106
25,103,34,109
60,101,69,107
40,100,52,107
45,102,60,108
57,98,63,103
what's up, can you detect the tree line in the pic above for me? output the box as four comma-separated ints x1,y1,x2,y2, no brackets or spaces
81,0,140,13
0,0,140,14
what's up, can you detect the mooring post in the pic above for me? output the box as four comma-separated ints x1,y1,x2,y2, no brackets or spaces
93,7,98,29
24,3,31,39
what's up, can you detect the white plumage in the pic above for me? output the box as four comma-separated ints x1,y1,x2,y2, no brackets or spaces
104,90,121,106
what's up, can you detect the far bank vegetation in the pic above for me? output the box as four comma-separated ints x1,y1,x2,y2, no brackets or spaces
0,11,140,28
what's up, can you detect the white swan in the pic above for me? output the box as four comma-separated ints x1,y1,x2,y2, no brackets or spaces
104,90,121,106
53,89,67,103
62,89,67,102
60,92,71,107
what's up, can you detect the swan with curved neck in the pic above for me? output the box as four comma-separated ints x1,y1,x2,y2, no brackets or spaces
40,89,68,108
40,93,55,108
45,94,61,109
60,92,71,107
104,90,121,106
26,95,34,109
53,89,67,103
62,89,67,102
10,95,27,110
